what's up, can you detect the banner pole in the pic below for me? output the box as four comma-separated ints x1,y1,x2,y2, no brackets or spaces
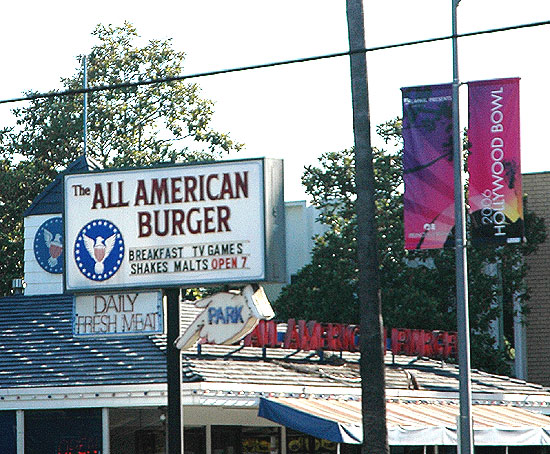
452,1,474,453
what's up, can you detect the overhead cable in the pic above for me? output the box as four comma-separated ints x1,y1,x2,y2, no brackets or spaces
0,20,548,106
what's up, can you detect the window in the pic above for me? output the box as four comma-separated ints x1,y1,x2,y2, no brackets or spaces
25,409,102,454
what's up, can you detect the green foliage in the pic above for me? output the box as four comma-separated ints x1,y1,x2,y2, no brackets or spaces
0,22,242,295
274,118,546,375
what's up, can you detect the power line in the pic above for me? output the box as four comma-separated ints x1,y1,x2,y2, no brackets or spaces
0,19,548,106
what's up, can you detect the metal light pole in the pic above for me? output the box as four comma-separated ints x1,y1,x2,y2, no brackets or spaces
452,1,474,452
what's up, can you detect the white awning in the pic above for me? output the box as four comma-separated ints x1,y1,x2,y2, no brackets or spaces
258,397,550,446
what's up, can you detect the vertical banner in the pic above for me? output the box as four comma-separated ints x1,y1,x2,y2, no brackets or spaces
468,78,523,245
402,84,455,250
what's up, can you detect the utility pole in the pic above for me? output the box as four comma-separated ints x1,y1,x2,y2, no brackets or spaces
452,1,474,452
346,1,389,453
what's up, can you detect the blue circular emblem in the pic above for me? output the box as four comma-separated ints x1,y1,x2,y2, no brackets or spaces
34,217,64,274
74,219,125,281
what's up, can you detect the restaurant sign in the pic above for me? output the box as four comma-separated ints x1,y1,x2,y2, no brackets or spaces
73,290,163,337
63,159,285,292
243,321,458,360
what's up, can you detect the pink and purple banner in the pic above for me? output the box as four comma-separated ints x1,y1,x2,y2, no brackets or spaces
468,78,523,245
402,84,455,250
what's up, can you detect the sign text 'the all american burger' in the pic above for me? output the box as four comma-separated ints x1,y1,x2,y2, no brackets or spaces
63,159,285,292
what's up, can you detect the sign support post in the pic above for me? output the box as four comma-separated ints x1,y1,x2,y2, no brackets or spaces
166,287,183,454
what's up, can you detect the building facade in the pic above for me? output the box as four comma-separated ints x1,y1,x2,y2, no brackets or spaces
522,172,550,386
3,160,550,453
3,292,550,453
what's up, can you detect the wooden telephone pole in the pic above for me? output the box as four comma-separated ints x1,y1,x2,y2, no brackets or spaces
346,1,389,452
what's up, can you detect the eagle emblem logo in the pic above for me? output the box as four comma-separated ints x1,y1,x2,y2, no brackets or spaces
33,217,64,274
83,234,116,275
74,220,124,281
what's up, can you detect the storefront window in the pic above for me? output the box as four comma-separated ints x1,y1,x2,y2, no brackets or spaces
110,408,205,454
286,429,338,454
0,411,16,454
212,426,280,454
390,448,434,454
242,427,279,454
25,408,102,454
111,407,165,454
185,427,206,454
212,425,240,454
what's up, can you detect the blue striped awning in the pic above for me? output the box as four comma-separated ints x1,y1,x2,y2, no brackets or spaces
258,397,362,444
258,397,550,446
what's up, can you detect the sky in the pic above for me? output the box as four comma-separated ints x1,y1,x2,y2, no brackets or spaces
1,1,550,202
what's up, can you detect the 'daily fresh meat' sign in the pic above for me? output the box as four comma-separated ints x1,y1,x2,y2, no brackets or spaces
73,291,163,337
63,159,285,292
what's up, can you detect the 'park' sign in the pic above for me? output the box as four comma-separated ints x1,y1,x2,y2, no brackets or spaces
175,284,275,350
63,159,286,292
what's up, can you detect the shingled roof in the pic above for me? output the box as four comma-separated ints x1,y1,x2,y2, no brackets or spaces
176,343,550,399
0,294,200,388
0,294,549,404
23,155,100,217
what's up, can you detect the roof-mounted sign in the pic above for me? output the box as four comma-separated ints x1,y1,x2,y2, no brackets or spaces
63,158,285,292
175,284,275,350
73,290,163,337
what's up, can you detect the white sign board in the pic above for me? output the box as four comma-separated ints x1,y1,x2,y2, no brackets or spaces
63,159,285,292
73,291,163,337
175,285,274,350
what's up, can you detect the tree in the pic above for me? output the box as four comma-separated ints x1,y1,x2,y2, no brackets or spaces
0,22,242,295
274,118,546,375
